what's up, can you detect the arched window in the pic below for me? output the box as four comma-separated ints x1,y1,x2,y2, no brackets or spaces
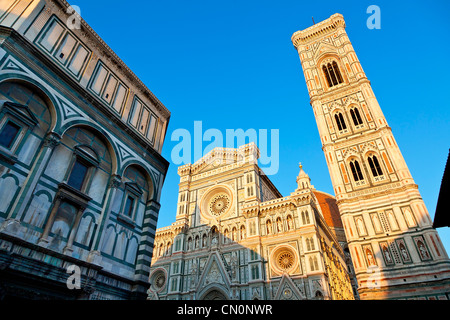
302,211,310,225
368,155,383,177
323,61,344,87
349,159,364,182
332,61,344,83
310,238,315,250
306,237,316,251
334,112,347,131
310,256,319,271
306,238,311,251
350,107,363,126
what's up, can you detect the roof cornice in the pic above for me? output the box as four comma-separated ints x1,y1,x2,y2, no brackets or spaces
291,13,346,48
52,0,171,119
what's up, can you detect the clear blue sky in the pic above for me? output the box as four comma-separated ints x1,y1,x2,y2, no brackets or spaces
73,0,450,252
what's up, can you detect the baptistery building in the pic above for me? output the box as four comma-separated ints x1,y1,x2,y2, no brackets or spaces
0,0,170,300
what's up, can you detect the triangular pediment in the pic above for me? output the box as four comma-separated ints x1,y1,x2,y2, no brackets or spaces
274,274,306,300
192,149,244,175
197,251,231,291
2,101,39,127
178,143,260,177
314,41,338,59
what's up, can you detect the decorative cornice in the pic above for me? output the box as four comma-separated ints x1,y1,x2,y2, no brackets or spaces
0,26,170,171
178,143,260,177
51,0,170,119
291,13,346,48
310,79,371,104
336,182,419,204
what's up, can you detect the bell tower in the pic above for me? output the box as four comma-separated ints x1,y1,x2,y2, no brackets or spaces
292,14,450,300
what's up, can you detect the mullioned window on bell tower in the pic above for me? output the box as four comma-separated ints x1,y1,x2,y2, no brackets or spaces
349,160,364,182
323,61,344,87
350,107,363,127
368,155,383,177
334,112,347,131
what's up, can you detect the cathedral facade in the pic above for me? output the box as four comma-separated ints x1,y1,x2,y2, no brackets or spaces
291,14,450,300
148,144,355,300
0,0,170,300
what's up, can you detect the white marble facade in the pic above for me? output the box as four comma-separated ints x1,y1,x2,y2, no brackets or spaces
149,145,355,300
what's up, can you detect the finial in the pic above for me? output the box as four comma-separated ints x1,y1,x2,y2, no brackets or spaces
299,162,303,169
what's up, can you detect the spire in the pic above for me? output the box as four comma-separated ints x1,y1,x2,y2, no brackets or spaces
296,162,312,190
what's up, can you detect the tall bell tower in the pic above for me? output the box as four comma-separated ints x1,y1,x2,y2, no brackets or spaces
291,14,450,300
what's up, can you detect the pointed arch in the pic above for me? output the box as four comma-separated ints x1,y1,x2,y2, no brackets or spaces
367,153,383,177
349,158,364,182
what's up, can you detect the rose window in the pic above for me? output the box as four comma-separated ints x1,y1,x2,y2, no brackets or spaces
209,194,230,216
151,271,166,291
277,251,295,271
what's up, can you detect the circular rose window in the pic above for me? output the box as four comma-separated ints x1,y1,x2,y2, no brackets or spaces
209,193,230,216
270,245,299,275
277,251,295,271
200,186,233,220
150,270,167,291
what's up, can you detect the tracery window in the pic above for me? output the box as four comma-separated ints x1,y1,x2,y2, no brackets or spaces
301,211,310,225
306,237,316,251
350,107,363,127
323,61,344,87
310,256,319,271
334,112,347,131
368,155,383,177
349,159,364,182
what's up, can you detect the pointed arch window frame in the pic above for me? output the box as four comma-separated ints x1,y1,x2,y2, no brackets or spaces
367,153,386,183
348,158,365,186
322,60,344,88
349,106,364,129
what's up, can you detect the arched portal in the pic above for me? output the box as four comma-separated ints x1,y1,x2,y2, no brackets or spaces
201,289,228,300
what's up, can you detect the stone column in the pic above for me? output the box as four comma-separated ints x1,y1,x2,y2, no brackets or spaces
38,195,62,247
88,174,122,264
134,200,160,283
8,131,61,221
63,205,86,255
